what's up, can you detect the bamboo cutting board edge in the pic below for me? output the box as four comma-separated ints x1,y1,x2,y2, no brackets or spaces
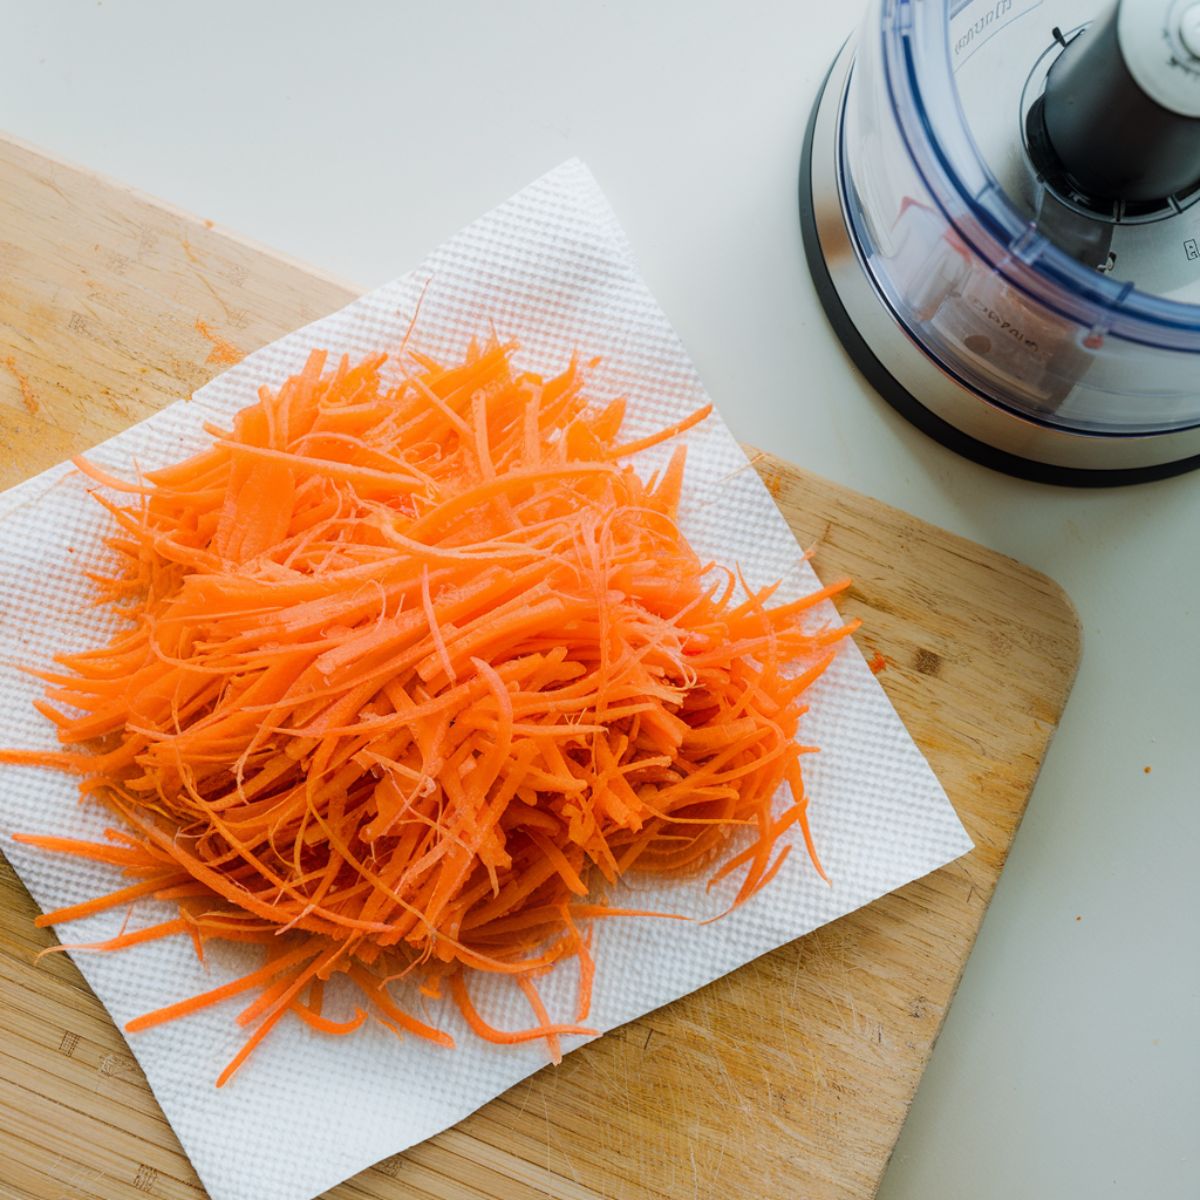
0,132,1081,1200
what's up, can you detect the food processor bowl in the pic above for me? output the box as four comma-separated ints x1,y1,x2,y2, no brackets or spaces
801,0,1200,485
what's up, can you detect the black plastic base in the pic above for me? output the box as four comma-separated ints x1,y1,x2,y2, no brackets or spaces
798,60,1200,488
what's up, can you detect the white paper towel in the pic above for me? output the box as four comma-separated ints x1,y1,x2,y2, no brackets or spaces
0,160,972,1200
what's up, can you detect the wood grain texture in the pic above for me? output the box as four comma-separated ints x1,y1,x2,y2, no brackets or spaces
0,133,1080,1200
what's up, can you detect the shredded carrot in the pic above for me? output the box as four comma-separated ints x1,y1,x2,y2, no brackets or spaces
2,335,852,1084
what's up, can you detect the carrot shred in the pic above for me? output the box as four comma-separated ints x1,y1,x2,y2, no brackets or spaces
33,876,186,928
449,973,595,1046
125,943,322,1032
36,917,190,958
517,974,563,1065
292,1002,368,1036
5,334,854,1082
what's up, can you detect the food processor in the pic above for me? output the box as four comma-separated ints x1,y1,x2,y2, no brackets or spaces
800,0,1200,484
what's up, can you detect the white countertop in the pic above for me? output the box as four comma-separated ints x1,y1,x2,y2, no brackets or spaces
3,1,1197,1196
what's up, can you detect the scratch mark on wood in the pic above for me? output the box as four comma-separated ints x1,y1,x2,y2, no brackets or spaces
513,1078,534,1122
136,224,158,260
189,267,240,320
37,172,69,204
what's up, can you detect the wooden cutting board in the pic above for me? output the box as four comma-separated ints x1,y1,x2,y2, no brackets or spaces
0,133,1080,1200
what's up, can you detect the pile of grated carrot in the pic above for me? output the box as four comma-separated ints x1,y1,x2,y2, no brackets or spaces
1,337,853,1085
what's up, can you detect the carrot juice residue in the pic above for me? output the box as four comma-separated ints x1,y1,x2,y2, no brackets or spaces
194,318,244,366
3,356,39,415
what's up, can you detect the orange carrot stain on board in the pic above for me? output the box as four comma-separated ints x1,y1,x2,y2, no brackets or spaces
181,237,200,265
194,318,244,366
3,356,39,415
868,650,888,674
202,219,214,229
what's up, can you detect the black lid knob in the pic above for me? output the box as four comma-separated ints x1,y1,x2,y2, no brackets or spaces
1029,2,1200,207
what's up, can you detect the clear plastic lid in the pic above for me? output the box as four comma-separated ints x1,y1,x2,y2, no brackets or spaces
841,0,1200,434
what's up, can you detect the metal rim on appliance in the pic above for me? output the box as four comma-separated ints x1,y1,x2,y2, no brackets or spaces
799,39,1200,488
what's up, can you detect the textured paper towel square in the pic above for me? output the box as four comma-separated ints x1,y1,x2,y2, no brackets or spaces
0,160,972,1200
